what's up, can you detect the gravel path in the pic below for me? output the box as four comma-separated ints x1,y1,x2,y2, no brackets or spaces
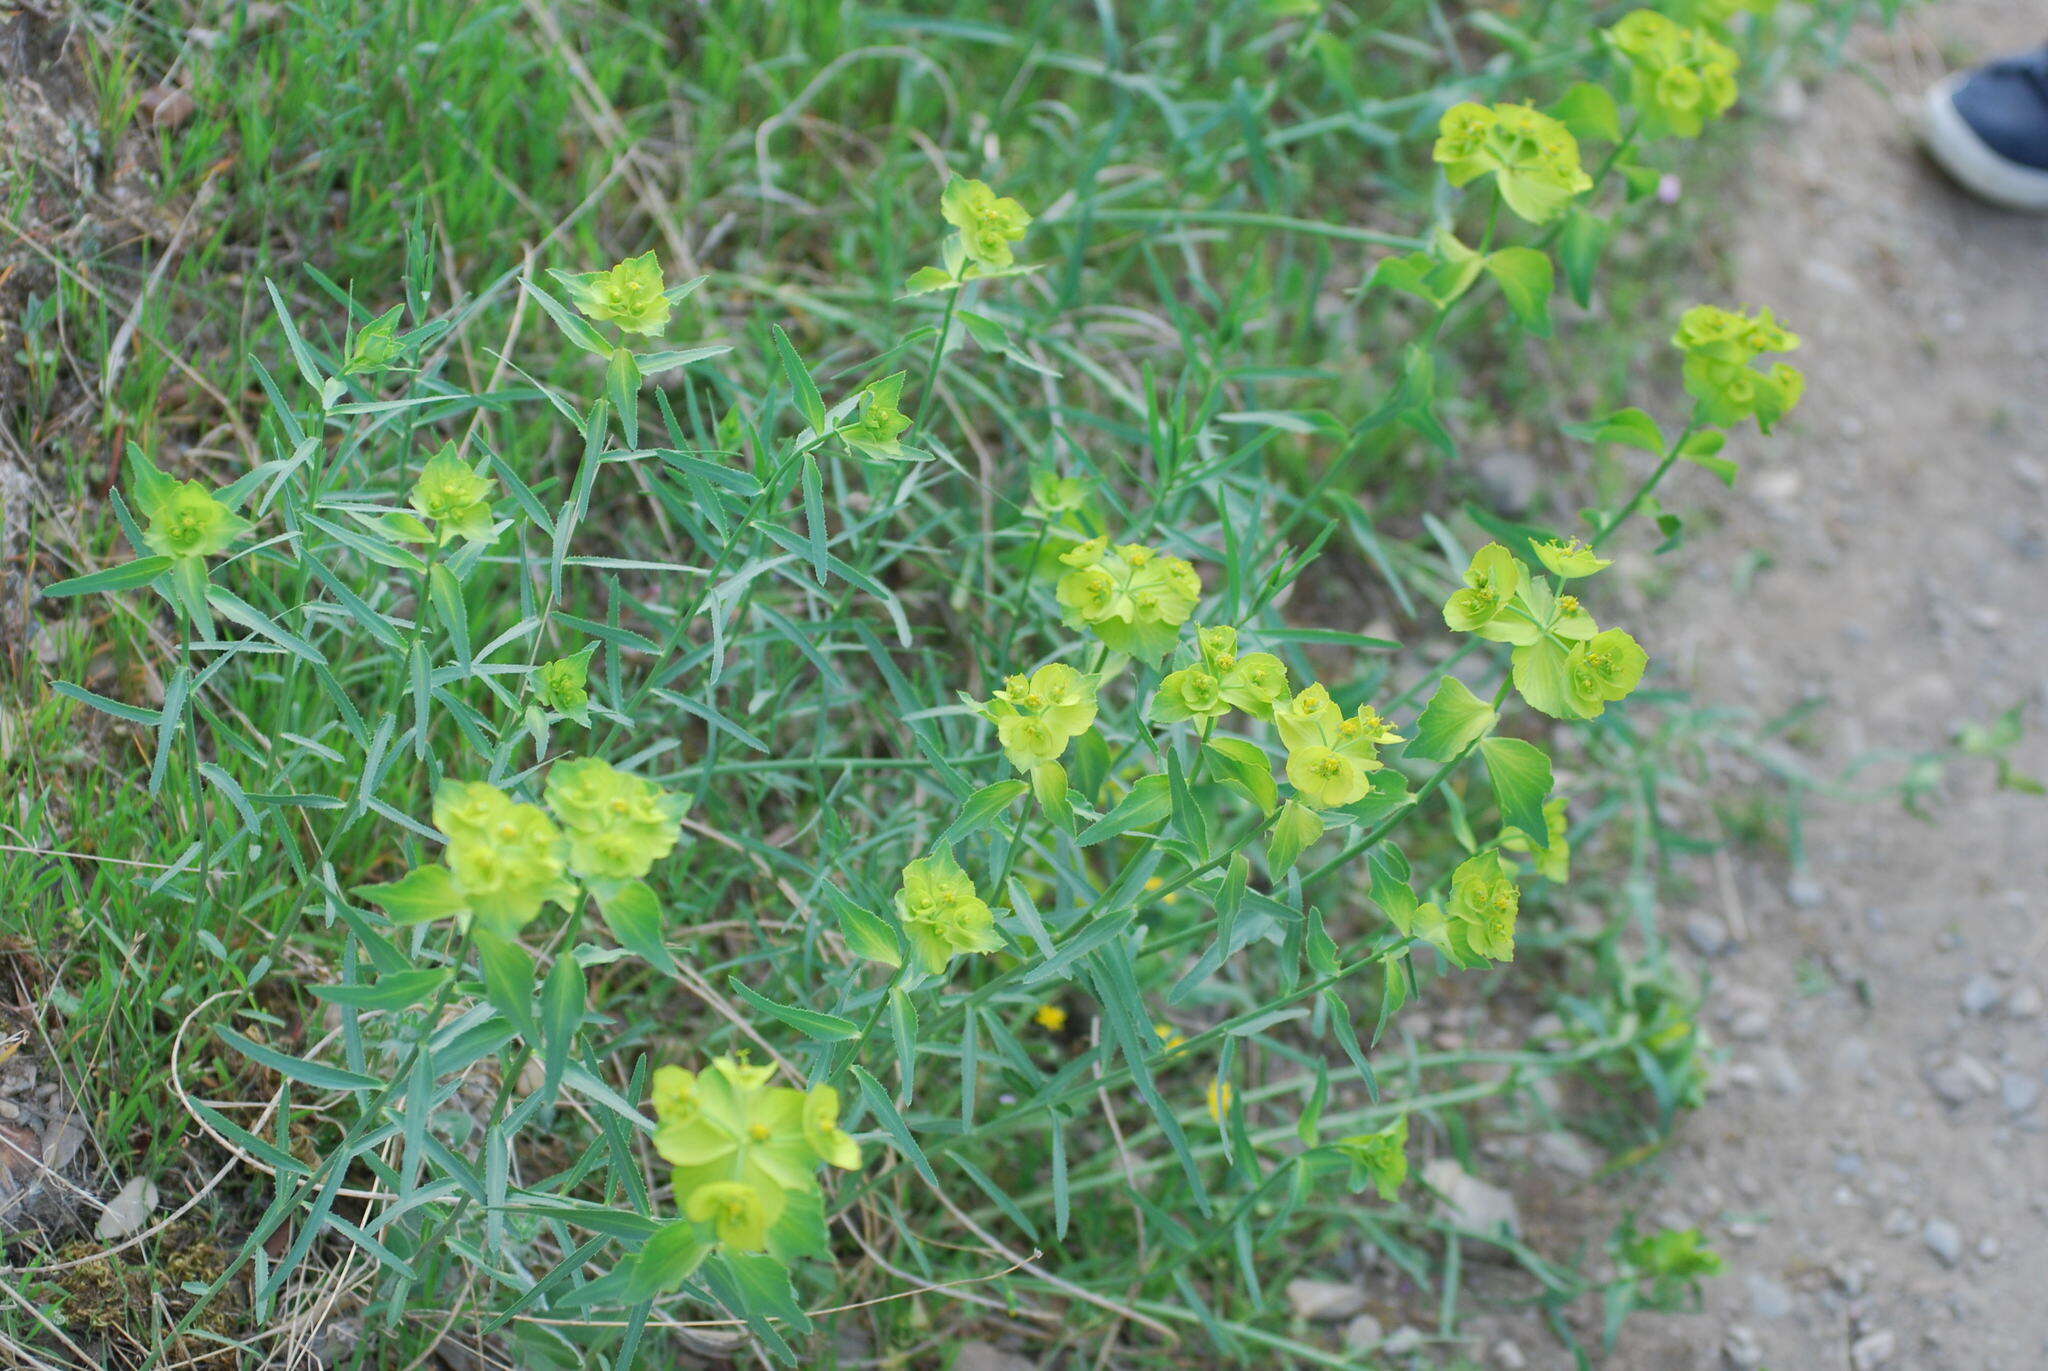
1613,4,2048,1367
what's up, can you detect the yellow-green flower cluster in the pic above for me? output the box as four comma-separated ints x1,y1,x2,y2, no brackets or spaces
940,177,1032,271
545,756,688,882
356,757,686,936
534,645,596,726
1440,543,1647,721
1151,625,1291,725
432,781,577,932
652,1057,862,1252
971,663,1100,774
1275,682,1402,809
1392,853,1523,968
1334,1115,1409,1201
839,373,912,460
1433,102,1594,224
1673,305,1804,433
894,846,1001,976
1446,852,1520,962
408,448,498,546
1054,536,1202,662
1605,10,1740,140
558,251,671,336
140,479,253,561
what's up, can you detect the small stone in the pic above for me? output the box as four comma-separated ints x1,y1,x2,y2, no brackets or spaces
1928,1055,1996,1106
1749,1274,1793,1320
1851,1329,1898,1370
2015,456,2047,490
1685,915,1730,957
1423,1158,1520,1238
1786,873,1825,908
1923,1218,1963,1267
1383,1326,1425,1354
2002,1073,2041,1117
1285,1278,1367,1322
2006,983,2043,1019
1961,974,2003,1015
1491,1339,1528,1369
1722,1324,1764,1369
1341,1314,1384,1351
1977,1235,2001,1260
1531,1130,1600,1179
1721,984,1774,1041
1882,1207,1915,1237
1758,1046,1805,1098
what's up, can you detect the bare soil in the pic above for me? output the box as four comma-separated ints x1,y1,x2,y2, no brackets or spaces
1607,4,2048,1367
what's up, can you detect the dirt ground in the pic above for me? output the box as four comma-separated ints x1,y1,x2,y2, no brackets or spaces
1604,3,2048,1367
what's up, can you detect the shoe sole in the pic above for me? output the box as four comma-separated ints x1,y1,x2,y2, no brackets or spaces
1918,73,2048,211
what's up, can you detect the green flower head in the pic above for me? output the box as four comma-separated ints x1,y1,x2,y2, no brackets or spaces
655,1057,817,1211
1447,851,1519,963
1152,666,1230,725
1336,1115,1409,1201
840,373,912,459
1273,682,1343,753
1286,744,1375,810
431,781,572,932
1532,537,1612,580
408,448,497,546
684,1177,783,1251
803,1084,862,1171
940,177,1032,271
534,645,596,725
1052,536,1201,662
1564,628,1648,717
141,480,252,560
1443,543,1536,644
544,755,686,882
981,663,1099,770
1433,102,1593,224
1604,10,1740,140
894,847,1001,976
343,304,409,376
1195,623,1239,669
1027,467,1091,517
1673,304,1803,432
560,251,671,336
1216,651,1290,718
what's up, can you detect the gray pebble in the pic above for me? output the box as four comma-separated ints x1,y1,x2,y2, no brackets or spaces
1851,1329,1898,1370
1749,1274,1794,1320
1923,1217,1963,1267
1722,1324,1764,1369
1686,914,1731,956
1341,1314,1384,1351
2003,1073,2041,1117
2007,983,2043,1019
1961,974,2003,1015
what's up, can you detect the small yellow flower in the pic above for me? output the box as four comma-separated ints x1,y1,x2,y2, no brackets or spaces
1033,1004,1069,1032
1155,1022,1188,1054
1143,875,1180,907
1206,1078,1234,1123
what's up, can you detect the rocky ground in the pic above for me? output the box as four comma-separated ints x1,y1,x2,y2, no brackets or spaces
1608,3,2048,1367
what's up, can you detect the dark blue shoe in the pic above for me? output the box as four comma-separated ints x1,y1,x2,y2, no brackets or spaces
1922,45,2048,209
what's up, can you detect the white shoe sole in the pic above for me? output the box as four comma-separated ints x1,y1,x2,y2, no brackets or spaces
1918,72,2048,211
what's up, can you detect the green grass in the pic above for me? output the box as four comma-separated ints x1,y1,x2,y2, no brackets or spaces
1,1,1884,1366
